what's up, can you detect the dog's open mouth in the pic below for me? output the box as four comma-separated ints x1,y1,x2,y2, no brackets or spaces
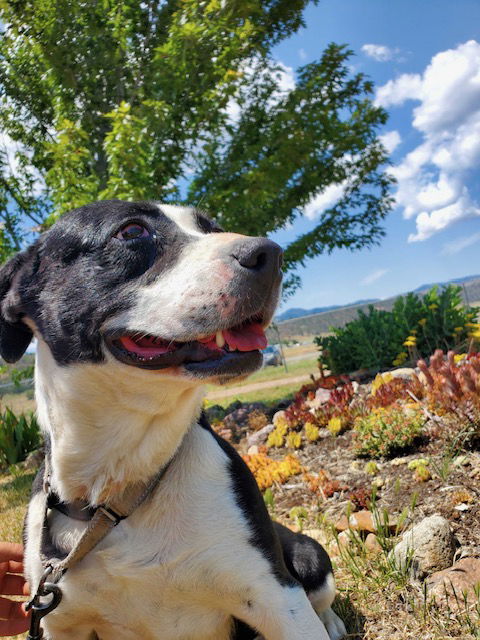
105,320,267,378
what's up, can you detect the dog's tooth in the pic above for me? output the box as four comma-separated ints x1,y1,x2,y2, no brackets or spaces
215,331,225,348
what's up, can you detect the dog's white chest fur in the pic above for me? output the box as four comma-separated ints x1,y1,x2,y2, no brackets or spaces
28,426,273,639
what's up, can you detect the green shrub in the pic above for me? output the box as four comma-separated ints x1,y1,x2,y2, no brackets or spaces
0,407,41,466
353,405,425,458
0,364,35,388
315,285,477,374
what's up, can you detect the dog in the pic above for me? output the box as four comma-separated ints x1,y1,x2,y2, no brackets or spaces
0,200,346,639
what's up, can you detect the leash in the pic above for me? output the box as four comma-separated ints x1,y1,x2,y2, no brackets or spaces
25,457,174,639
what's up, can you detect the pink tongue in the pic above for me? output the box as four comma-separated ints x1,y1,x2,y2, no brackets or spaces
223,323,267,352
119,335,173,357
121,323,268,357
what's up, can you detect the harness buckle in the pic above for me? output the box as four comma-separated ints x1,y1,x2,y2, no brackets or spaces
26,567,63,640
98,505,126,526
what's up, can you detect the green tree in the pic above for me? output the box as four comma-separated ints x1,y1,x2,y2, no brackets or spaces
0,0,394,292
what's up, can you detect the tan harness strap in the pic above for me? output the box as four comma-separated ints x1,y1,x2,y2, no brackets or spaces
40,457,173,582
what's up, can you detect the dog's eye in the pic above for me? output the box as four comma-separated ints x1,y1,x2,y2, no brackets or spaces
115,224,150,241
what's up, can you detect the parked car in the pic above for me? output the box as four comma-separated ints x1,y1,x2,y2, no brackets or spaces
261,344,283,367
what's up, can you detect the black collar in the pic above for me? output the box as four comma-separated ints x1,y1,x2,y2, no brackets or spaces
47,491,97,522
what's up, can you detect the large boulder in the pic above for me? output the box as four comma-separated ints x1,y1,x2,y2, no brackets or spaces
426,557,480,609
390,515,456,579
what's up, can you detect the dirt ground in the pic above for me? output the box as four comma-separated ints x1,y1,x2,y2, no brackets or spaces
207,373,313,400
256,429,480,553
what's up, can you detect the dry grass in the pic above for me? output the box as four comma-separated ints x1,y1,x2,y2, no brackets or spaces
265,492,480,640
0,467,34,543
3,466,480,639
330,528,480,639
1,389,35,415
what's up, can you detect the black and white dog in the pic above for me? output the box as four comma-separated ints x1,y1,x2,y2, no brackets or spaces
0,200,346,640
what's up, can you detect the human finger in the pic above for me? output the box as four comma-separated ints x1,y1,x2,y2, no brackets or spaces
0,596,30,621
0,574,27,596
0,616,31,636
0,544,24,565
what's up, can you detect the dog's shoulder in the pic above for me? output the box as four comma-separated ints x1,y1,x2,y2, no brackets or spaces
196,412,295,588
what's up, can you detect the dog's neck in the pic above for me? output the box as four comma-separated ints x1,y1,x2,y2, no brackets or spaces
34,339,205,504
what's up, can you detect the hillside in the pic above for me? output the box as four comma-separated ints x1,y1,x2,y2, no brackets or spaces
273,276,480,339
276,299,378,322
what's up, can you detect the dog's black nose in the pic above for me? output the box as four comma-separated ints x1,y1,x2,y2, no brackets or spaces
231,238,283,274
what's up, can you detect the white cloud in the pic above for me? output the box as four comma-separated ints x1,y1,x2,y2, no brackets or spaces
299,48,307,61
361,268,389,286
376,40,480,241
442,231,480,255
226,59,295,123
379,130,401,153
375,73,422,106
362,44,400,62
0,132,22,176
0,131,45,196
303,181,346,220
275,61,295,93
408,192,480,242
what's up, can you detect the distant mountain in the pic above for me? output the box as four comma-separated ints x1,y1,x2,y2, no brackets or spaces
271,274,480,339
276,299,378,322
277,275,480,324
413,274,480,293
276,305,340,322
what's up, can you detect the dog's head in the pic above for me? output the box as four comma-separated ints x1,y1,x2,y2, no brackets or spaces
0,200,283,383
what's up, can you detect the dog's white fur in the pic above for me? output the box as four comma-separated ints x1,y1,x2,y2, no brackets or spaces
27,340,335,639
22,204,344,640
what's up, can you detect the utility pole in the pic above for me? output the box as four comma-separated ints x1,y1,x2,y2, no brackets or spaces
271,322,288,373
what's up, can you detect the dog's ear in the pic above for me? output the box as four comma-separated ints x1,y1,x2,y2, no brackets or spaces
0,248,36,363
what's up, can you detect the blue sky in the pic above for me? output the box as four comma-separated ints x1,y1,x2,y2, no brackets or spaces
269,0,480,311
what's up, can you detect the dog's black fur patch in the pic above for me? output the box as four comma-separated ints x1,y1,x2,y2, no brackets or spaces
273,522,333,594
0,200,198,364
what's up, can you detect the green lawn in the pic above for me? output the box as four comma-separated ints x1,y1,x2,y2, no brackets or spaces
206,356,318,392
204,382,303,409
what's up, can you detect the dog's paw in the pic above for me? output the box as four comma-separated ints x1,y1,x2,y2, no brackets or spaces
319,607,346,640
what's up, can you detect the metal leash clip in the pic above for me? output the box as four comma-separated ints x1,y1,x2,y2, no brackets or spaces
25,566,63,640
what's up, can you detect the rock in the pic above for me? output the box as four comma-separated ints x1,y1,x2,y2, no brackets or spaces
365,533,383,554
391,367,417,381
328,529,359,556
335,509,399,534
390,457,410,466
247,445,259,455
426,558,480,610
453,455,470,467
223,402,268,438
335,510,376,533
23,447,45,469
246,423,274,448
302,528,329,546
305,387,331,410
390,515,456,579
338,530,355,547
217,427,233,441
272,410,287,427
